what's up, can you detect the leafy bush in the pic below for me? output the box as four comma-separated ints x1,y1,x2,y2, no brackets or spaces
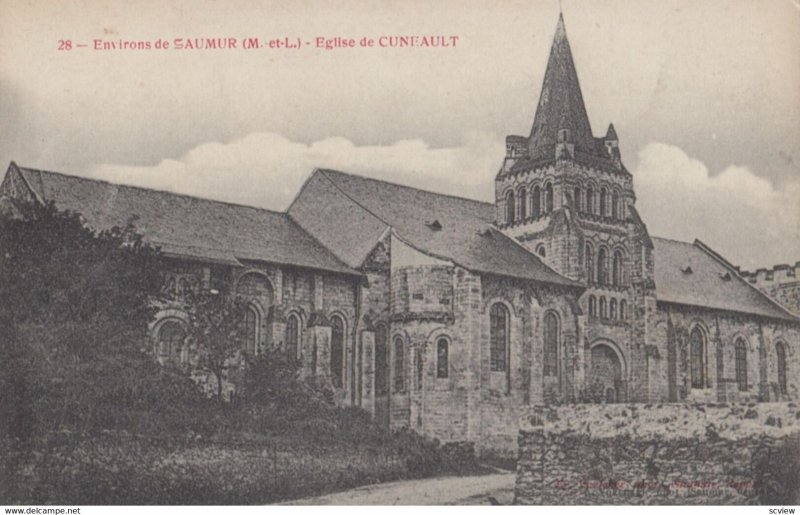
752,433,800,504
0,201,480,504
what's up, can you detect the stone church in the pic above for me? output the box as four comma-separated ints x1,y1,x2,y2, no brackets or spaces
1,14,797,452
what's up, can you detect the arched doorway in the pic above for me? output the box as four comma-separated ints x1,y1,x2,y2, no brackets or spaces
589,341,626,403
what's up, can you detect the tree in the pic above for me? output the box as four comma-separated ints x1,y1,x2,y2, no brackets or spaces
0,200,176,437
183,289,249,402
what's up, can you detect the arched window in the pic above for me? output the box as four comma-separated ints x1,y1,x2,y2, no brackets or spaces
489,303,509,372
588,295,597,317
236,272,273,300
330,316,345,388
600,187,608,216
735,338,747,392
612,250,624,287
619,299,627,320
585,243,595,283
544,183,554,213
374,324,388,395
597,247,608,285
690,327,706,389
609,298,617,320
543,312,559,377
393,336,405,392
505,190,515,224
599,296,607,318
536,244,546,258
532,185,541,218
776,341,787,395
612,192,619,220
573,186,582,212
586,185,595,214
285,313,301,359
518,188,527,220
436,338,449,378
239,305,259,355
158,320,185,364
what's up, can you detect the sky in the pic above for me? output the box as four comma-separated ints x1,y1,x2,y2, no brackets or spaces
1,0,798,270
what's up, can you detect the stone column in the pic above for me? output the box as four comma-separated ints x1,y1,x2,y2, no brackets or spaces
360,330,375,415
307,312,332,388
266,305,286,354
514,412,545,505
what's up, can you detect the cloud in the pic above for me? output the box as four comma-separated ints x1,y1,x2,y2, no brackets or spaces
634,142,800,269
86,135,797,270
88,131,503,211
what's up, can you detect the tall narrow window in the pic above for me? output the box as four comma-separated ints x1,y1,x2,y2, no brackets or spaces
612,192,619,220
330,315,345,388
505,190,515,224
588,295,596,316
612,250,624,287
597,247,608,285
609,298,617,320
776,341,787,395
489,303,509,372
415,347,423,390
518,188,527,220
436,338,449,378
393,336,405,392
735,338,748,392
690,327,706,389
158,320,185,364
286,313,300,359
619,299,627,320
586,244,595,284
599,296,607,318
544,183,554,213
600,187,608,216
374,324,388,395
239,305,259,355
587,186,595,214
573,186,582,212
532,186,541,217
543,312,559,377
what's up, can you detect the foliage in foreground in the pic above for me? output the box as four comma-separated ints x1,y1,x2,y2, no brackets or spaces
0,202,479,504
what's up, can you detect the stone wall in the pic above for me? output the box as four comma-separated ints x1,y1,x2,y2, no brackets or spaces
647,305,800,403
515,403,800,505
741,263,800,317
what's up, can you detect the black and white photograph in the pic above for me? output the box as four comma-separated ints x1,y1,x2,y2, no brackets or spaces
0,0,798,509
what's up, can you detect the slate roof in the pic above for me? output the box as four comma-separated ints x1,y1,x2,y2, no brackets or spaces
528,14,596,161
8,165,358,276
498,14,628,179
653,237,796,321
313,169,581,288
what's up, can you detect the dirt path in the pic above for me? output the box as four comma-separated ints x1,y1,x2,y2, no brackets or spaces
280,472,515,505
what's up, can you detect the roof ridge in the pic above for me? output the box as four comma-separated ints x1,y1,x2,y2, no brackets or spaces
652,235,694,245
15,165,288,215
318,168,494,208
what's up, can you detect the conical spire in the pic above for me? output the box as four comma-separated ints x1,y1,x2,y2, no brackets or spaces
528,14,595,159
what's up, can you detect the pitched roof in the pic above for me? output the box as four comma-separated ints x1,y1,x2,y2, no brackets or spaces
311,169,581,288
653,237,796,321
528,14,595,160
7,165,358,276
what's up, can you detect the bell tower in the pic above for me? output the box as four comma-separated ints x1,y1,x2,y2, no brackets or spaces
494,13,656,402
